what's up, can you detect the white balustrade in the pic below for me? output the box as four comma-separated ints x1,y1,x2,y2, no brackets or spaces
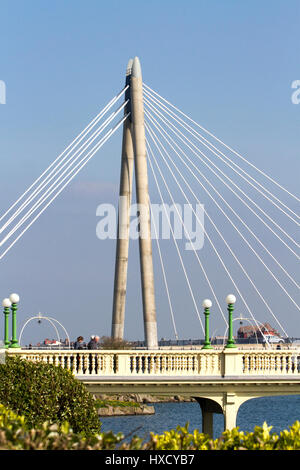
6,348,300,378
242,351,300,375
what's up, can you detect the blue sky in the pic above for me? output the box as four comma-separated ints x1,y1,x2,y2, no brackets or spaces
0,1,299,344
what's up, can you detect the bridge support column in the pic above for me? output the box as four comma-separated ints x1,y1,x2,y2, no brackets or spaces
111,59,134,340
223,393,239,432
195,397,223,438
130,57,158,349
196,393,242,438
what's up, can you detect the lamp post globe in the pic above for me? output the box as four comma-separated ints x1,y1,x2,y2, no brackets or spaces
202,299,212,309
9,293,20,304
226,294,236,305
2,298,11,308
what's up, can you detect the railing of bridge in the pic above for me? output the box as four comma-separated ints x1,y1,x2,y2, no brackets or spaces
242,351,300,375
6,348,300,378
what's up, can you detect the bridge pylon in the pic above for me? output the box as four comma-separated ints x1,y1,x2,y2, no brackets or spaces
111,57,158,349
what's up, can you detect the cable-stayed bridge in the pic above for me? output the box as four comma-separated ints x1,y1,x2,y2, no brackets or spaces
1,57,299,435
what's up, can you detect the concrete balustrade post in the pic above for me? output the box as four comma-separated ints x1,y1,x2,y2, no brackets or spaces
223,348,244,376
115,352,130,376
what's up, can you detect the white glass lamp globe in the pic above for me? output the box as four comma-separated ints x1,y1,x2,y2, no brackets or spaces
9,293,20,304
226,294,236,305
2,298,12,308
202,299,212,309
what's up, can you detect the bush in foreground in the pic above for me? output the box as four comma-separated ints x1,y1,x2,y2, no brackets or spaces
0,404,300,450
0,356,101,436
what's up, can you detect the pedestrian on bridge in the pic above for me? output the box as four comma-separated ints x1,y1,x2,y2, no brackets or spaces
87,335,100,350
74,336,86,350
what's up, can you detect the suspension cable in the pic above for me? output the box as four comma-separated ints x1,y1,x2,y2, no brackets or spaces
145,116,292,337
143,83,300,203
144,99,300,258
145,107,300,291
143,87,300,224
147,132,228,328
0,86,129,224
0,114,130,261
149,195,179,340
146,141,206,334
146,122,271,342
0,99,129,237
0,101,129,248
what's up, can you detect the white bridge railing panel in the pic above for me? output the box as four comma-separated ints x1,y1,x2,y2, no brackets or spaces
6,349,300,378
242,351,300,375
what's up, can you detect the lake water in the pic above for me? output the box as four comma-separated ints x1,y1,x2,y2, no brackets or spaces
100,395,300,440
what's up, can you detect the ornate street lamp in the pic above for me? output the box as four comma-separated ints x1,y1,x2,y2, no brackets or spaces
202,299,213,349
2,298,11,348
9,293,20,348
225,294,237,349
18,313,71,349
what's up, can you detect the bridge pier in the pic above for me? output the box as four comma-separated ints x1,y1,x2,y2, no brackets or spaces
224,393,240,432
195,393,244,438
195,397,223,437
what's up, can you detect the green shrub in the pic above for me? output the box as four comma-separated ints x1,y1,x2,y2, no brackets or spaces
147,422,300,450
0,404,27,450
0,404,124,450
0,356,101,436
0,404,300,450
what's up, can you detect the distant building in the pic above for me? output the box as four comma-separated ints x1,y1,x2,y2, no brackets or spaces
43,338,61,346
237,323,279,339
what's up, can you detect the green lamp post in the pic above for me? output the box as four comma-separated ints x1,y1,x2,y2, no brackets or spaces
9,293,20,348
2,298,11,348
225,294,237,348
202,298,213,349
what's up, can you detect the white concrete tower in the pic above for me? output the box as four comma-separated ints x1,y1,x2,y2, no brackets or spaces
111,58,134,340
130,56,158,349
111,57,158,349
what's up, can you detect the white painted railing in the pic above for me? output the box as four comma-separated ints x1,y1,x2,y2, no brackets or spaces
6,348,300,377
242,351,300,375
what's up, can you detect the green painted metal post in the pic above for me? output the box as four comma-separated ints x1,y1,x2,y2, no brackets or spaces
2,299,11,348
9,294,20,348
202,299,213,349
226,294,237,349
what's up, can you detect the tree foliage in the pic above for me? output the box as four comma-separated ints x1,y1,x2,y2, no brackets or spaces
0,356,101,436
